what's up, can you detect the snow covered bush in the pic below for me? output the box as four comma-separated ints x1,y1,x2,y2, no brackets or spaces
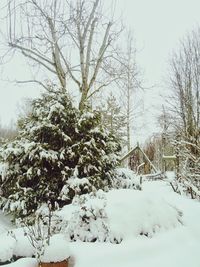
60,188,183,243
22,212,69,262
167,139,200,200
0,89,121,220
0,229,70,264
112,168,142,190
22,205,55,260
65,192,122,244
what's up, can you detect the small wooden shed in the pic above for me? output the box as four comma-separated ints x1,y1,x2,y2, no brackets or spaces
120,143,158,175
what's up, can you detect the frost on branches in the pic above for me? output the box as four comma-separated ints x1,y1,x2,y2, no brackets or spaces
170,137,200,200
0,90,121,220
112,168,142,190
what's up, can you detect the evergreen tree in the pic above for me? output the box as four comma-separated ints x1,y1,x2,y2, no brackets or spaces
0,90,121,219
74,110,121,189
98,93,127,146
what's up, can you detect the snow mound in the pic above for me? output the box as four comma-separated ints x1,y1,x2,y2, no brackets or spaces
41,234,70,263
106,189,182,239
2,257,37,267
0,233,16,263
0,229,70,264
0,211,13,234
0,228,34,263
12,228,34,258
62,189,182,243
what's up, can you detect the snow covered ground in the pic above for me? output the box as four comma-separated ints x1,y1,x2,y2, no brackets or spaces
0,180,200,267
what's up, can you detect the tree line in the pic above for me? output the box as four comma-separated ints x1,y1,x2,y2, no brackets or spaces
144,28,200,199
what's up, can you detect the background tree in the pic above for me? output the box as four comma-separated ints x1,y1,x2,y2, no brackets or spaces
97,92,127,146
118,32,142,151
0,120,17,144
3,0,123,110
168,28,200,145
166,27,200,197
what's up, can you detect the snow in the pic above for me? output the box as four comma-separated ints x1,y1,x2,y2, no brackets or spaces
106,189,182,239
60,177,91,200
0,162,8,182
62,188,182,242
64,192,115,243
0,180,200,267
12,228,34,258
47,102,65,120
165,171,176,181
68,229,200,267
0,211,13,234
0,234,16,262
0,228,33,262
2,258,37,267
41,234,70,263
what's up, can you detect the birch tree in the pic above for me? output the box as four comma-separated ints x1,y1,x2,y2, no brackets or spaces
119,32,141,151
2,0,122,110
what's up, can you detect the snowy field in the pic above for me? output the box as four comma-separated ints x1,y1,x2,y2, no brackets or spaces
0,180,200,267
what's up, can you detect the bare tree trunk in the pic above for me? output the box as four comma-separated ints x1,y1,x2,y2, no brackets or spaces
119,31,141,152
79,88,89,111
127,70,131,152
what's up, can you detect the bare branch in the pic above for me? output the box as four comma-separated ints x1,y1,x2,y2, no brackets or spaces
16,79,50,90
85,18,97,81
8,42,54,66
83,0,99,41
88,22,112,90
20,50,57,74
87,77,119,99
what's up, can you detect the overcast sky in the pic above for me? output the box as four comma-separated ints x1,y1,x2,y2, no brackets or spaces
0,0,200,141
119,0,200,142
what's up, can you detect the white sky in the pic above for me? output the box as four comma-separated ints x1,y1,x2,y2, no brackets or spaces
0,0,200,141
118,0,200,143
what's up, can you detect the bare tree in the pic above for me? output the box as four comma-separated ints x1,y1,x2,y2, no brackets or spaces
119,31,142,151
2,0,122,110
169,28,200,150
167,27,200,198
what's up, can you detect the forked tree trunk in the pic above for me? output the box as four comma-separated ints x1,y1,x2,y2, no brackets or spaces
79,88,89,111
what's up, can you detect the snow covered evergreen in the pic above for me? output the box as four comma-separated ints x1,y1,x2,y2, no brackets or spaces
0,90,121,220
